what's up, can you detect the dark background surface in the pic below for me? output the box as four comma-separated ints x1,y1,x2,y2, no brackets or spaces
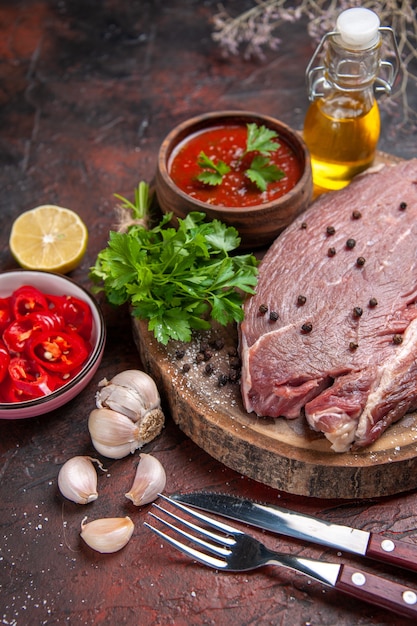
1,2,417,625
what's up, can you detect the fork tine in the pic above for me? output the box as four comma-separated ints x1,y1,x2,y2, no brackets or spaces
152,503,235,547
144,520,228,570
157,493,242,537
148,510,232,556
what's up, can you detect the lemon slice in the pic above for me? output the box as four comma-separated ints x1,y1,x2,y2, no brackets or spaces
9,205,88,274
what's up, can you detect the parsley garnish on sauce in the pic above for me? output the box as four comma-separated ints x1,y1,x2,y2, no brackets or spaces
196,123,285,192
90,183,259,345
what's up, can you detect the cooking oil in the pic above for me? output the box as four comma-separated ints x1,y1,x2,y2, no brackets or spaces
304,96,380,190
304,7,399,192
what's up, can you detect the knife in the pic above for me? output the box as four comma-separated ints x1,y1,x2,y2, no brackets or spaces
170,491,417,574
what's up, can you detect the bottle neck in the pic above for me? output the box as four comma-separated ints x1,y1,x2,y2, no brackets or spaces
325,35,382,91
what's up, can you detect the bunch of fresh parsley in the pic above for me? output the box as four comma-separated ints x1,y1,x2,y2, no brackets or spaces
90,183,259,345
196,123,285,192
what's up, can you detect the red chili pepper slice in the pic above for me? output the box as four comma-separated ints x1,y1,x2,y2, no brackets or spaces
12,285,50,318
3,316,45,354
28,330,89,373
51,295,93,340
0,297,12,334
7,357,56,398
0,340,10,384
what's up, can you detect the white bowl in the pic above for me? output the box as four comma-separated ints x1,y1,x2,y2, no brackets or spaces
0,270,106,419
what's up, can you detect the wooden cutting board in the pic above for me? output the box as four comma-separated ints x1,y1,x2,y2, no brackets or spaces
133,152,417,500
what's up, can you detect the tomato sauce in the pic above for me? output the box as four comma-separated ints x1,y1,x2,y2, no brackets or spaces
168,124,302,208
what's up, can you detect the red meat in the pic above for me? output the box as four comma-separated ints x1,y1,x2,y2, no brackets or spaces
240,158,417,452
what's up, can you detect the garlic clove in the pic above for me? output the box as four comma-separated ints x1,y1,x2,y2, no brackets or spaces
96,384,147,421
89,439,138,460
88,408,141,459
125,453,166,506
111,369,160,408
58,456,101,504
96,370,162,421
80,516,134,553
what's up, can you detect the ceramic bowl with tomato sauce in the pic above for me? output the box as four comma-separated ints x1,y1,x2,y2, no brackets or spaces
0,270,106,419
155,111,313,249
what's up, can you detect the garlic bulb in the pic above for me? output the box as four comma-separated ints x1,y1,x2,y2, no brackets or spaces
80,516,134,553
125,453,166,506
58,456,102,504
90,369,165,459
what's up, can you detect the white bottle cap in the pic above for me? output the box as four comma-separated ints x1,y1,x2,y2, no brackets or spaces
336,8,380,49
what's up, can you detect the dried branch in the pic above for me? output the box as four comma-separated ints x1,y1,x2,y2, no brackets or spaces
212,0,417,127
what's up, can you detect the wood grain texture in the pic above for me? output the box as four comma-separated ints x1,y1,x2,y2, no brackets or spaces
134,153,417,500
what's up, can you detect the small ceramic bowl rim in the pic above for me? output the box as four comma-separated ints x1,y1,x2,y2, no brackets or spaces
0,270,106,419
158,109,311,214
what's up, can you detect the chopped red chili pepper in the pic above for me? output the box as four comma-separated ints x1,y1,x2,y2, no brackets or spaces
28,330,89,373
0,285,94,404
3,316,44,354
55,295,93,340
0,340,10,383
0,297,12,334
7,357,56,398
11,285,50,319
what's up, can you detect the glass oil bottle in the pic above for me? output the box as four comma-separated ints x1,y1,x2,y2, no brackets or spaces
303,7,400,192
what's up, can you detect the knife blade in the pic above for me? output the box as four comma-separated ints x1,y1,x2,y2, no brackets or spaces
170,491,417,574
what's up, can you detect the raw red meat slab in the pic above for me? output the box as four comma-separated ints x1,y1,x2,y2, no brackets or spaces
240,159,417,452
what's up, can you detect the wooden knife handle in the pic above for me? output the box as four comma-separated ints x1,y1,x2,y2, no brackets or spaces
366,533,417,573
336,564,417,619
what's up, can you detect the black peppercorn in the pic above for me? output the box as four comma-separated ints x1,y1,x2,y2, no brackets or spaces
346,238,356,249
212,338,224,351
328,247,336,257
204,363,214,375
393,334,403,345
326,226,336,235
369,297,378,307
301,323,313,333
269,311,279,322
218,373,228,387
349,342,359,351
399,202,407,210
182,363,191,373
259,303,268,315
352,210,362,220
353,307,363,318
175,349,185,360
356,256,366,266
301,222,308,229
297,295,307,306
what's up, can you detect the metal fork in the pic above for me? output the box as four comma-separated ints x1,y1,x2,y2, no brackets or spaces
145,494,417,619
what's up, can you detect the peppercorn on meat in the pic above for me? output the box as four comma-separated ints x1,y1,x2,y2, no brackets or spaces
240,158,417,452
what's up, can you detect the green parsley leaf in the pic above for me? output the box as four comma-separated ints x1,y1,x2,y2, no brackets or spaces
245,123,280,156
196,151,231,186
90,190,259,345
246,155,285,192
